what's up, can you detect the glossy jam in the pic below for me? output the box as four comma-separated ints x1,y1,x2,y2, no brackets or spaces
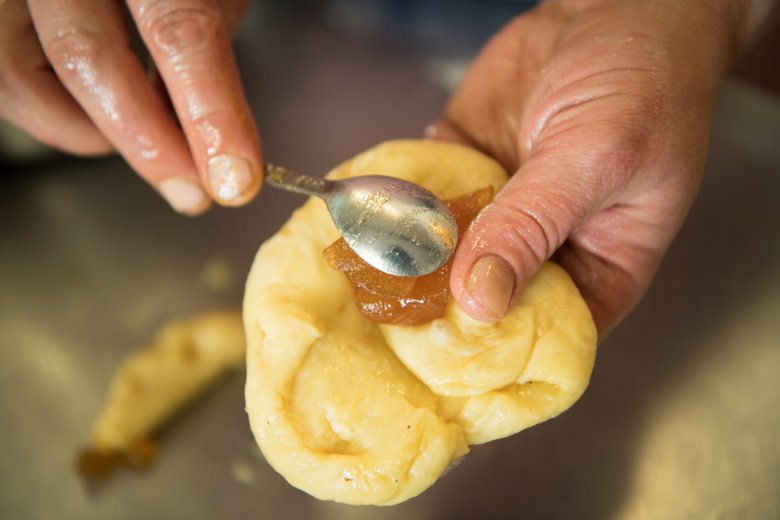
324,187,493,325
76,437,157,482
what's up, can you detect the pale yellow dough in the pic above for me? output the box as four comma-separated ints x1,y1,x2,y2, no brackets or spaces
92,311,245,451
243,140,597,505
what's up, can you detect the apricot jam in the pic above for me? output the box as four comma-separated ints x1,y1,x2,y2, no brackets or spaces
76,437,157,482
324,186,493,325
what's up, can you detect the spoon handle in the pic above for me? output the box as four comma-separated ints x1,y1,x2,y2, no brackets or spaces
263,164,333,198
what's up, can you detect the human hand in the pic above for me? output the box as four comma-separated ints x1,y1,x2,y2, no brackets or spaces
0,0,261,215
431,0,777,337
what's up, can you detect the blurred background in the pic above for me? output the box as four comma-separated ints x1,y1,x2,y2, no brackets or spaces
1,1,779,519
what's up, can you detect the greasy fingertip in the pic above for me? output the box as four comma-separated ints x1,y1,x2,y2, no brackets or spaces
456,253,516,322
158,177,212,216
206,153,261,206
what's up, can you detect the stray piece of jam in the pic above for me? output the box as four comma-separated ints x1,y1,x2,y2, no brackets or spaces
76,437,157,483
324,186,494,325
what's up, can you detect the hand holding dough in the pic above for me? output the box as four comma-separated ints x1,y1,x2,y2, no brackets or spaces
243,140,597,505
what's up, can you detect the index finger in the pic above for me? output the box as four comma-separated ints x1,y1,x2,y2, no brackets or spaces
128,0,262,206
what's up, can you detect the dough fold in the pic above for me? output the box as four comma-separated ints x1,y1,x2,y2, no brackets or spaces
244,140,597,505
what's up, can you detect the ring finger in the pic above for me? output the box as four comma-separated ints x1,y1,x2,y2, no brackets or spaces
28,0,211,215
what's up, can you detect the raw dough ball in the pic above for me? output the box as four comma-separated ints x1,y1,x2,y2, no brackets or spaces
243,140,597,505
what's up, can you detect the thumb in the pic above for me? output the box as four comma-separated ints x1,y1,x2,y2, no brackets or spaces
450,152,609,322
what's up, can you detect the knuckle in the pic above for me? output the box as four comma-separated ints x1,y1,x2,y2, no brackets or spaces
141,1,222,58
540,111,650,195
593,131,647,190
490,195,565,266
44,29,103,74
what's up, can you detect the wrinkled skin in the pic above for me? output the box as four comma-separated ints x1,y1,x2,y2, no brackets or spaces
430,0,776,337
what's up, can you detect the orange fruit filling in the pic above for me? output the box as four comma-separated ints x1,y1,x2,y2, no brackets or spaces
76,437,157,482
324,186,494,325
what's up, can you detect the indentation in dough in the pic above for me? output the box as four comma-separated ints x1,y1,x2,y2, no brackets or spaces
243,140,596,505
380,302,537,397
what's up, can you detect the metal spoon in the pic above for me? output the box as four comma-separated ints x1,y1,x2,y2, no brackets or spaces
264,164,458,277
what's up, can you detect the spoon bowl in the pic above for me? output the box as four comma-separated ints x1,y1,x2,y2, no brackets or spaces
264,164,458,277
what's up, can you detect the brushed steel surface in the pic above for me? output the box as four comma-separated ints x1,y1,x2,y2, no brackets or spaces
1,2,779,519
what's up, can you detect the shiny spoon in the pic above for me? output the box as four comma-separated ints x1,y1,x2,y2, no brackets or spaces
264,164,458,277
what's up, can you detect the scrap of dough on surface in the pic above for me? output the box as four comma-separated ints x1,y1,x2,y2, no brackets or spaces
92,311,245,451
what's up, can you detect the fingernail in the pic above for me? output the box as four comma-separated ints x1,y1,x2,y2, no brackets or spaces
465,254,516,321
158,177,209,215
206,153,256,204
423,124,438,138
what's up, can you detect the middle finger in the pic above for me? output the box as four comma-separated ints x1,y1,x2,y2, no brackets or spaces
127,0,262,206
